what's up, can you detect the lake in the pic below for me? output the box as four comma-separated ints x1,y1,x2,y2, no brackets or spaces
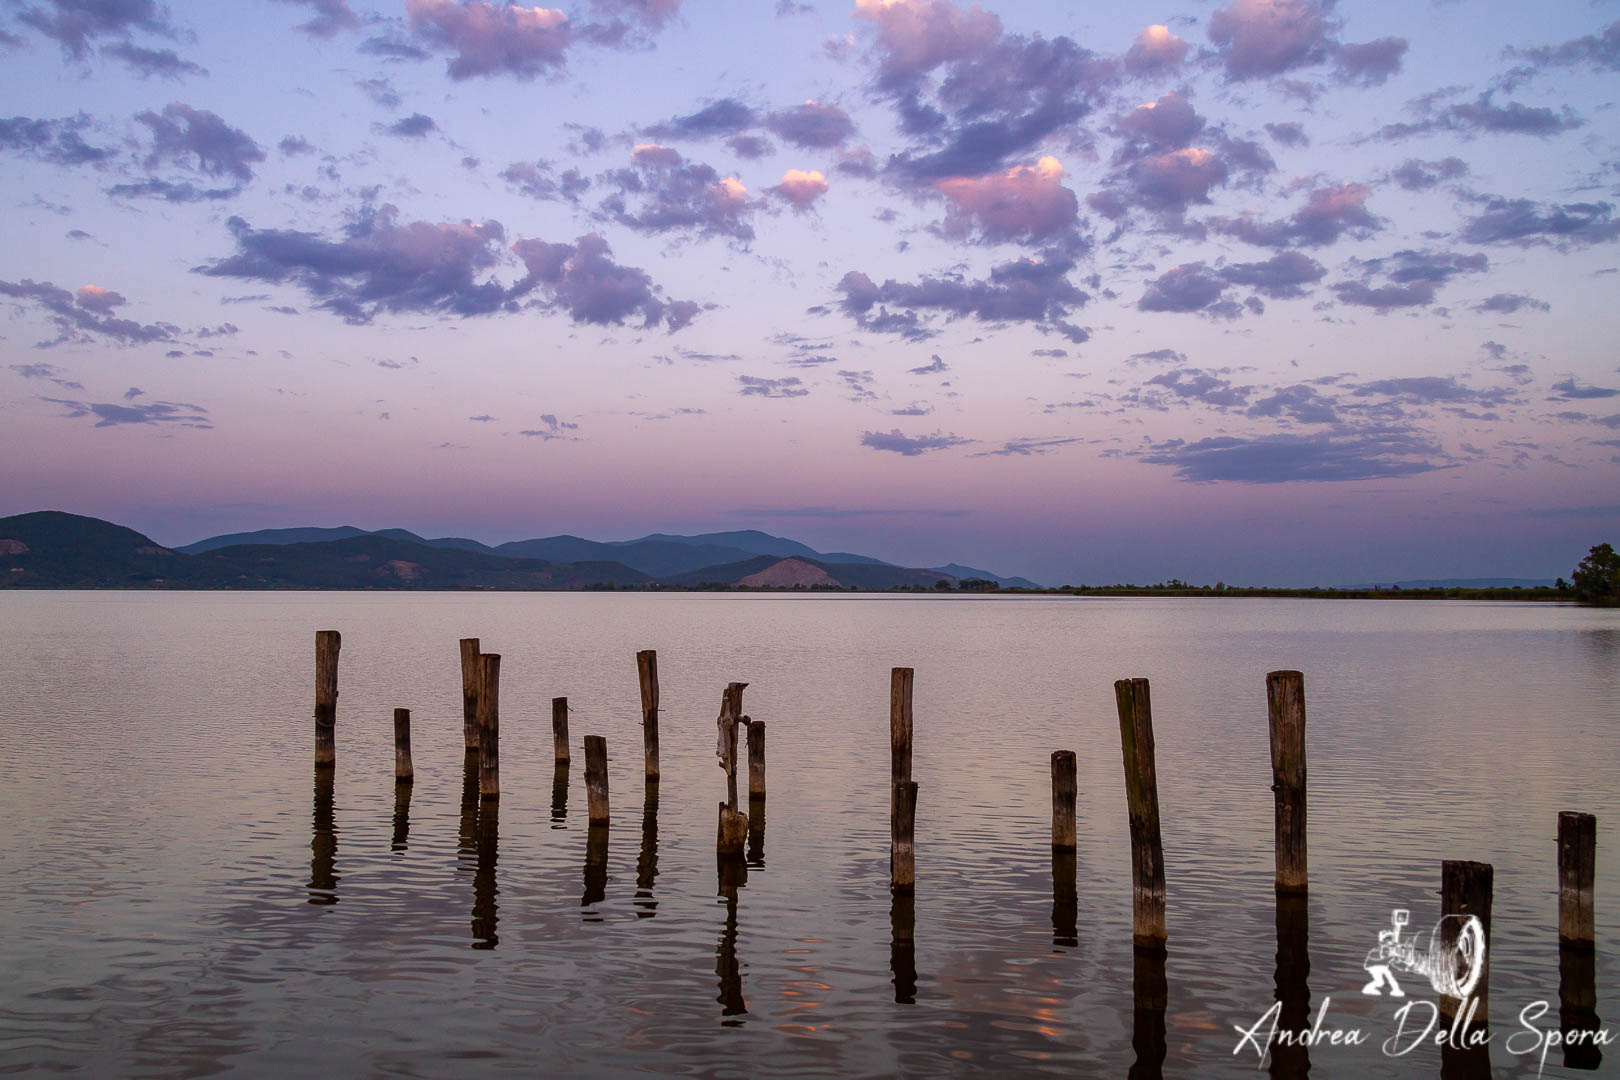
0,591,1615,1077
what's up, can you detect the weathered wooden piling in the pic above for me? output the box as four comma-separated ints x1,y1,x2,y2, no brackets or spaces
1051,749,1077,852
475,653,500,800
717,691,743,809
552,696,570,765
1115,677,1167,947
891,668,913,804
892,780,918,893
1558,811,1596,949
459,638,480,751
747,721,766,800
717,801,748,854
1266,669,1308,894
637,650,660,782
1440,859,1493,1022
584,735,610,825
725,681,747,719
314,630,340,766
393,707,413,783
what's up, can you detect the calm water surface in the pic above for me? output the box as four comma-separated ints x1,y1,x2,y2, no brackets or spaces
1,592,1616,1077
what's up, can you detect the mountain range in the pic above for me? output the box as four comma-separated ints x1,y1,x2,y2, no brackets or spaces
0,511,1041,591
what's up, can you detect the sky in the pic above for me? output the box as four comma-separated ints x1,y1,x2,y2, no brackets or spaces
1,0,1618,586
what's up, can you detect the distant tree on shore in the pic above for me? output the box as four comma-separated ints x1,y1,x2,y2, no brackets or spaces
1571,543,1620,606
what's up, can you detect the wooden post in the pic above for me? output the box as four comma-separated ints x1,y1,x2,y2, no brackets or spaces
393,707,413,783
314,630,340,766
475,653,500,801
1115,677,1167,947
1266,670,1308,894
638,650,660,782
747,721,766,800
892,780,918,893
1051,749,1077,852
552,696,570,765
717,801,747,854
891,667,913,801
459,638,480,752
717,691,742,810
725,681,747,719
584,735,609,825
1558,811,1596,949
1440,859,1493,1022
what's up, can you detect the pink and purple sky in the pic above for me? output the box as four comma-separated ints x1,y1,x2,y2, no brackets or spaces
2,0,1617,585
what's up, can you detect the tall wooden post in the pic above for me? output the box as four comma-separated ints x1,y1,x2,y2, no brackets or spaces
892,780,918,893
717,801,747,854
891,667,913,808
459,638,480,752
314,630,340,766
725,681,747,719
747,721,766,799
552,696,570,765
1440,860,1493,1023
1116,677,1166,947
584,735,609,825
475,653,500,800
393,707,413,783
717,689,742,810
1266,670,1308,894
637,650,660,782
1558,811,1596,949
1051,749,1077,852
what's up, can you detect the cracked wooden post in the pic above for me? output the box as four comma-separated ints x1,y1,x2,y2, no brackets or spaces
747,721,766,800
1558,811,1596,949
1116,677,1166,947
459,638,480,752
637,650,660,782
552,696,570,765
314,630,340,766
584,735,609,826
393,707,413,783
717,686,746,810
475,652,500,801
717,801,747,854
1266,670,1308,894
725,681,746,720
891,667,913,812
1440,859,1493,1024
892,780,918,893
1051,749,1077,852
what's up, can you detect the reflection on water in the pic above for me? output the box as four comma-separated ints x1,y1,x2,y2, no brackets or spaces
551,762,569,829
746,796,766,869
390,781,410,853
1561,944,1604,1071
471,801,498,949
1051,850,1078,949
457,749,479,860
1270,895,1310,1080
635,783,658,918
307,768,337,906
890,892,917,1005
716,854,747,1020
1130,946,1167,1080
582,824,608,914
1439,1037,1491,1079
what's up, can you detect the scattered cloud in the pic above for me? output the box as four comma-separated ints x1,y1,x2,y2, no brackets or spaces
738,374,808,397
1389,156,1468,192
135,103,265,187
1460,197,1620,248
0,114,114,167
1138,427,1451,482
404,0,572,80
837,250,1089,340
0,278,177,346
43,395,210,428
1208,182,1378,248
765,100,855,148
379,112,437,138
1123,24,1187,77
770,168,828,210
598,144,754,241
1474,292,1549,315
272,0,363,38
860,428,971,455
511,231,698,331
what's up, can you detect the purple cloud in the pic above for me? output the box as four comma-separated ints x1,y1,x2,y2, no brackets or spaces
0,278,177,346
597,144,754,241
511,232,697,332
860,428,971,455
136,103,265,184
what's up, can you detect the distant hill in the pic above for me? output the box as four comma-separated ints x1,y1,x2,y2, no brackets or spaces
176,525,369,554
928,563,1043,589
659,554,954,590
622,530,821,559
1344,577,1557,590
497,535,763,576
0,510,194,587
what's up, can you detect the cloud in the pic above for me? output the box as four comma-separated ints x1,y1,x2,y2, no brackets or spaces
107,178,240,202
279,135,315,156
1474,292,1548,315
1375,93,1583,140
770,168,829,210
198,204,510,324
836,250,1089,340
597,144,754,241
0,114,114,167
1460,197,1620,248
1208,181,1378,248
728,134,773,159
1218,251,1325,298
1145,366,1252,408
510,231,697,331
1206,0,1406,85
1245,383,1339,423
501,159,589,201
405,0,572,80
101,42,205,78
1264,121,1308,147
1352,376,1513,406
1112,91,1204,158
42,395,211,428
765,100,855,148
1333,37,1406,85
909,354,948,375
644,98,758,139
0,278,177,346
935,156,1079,244
1138,427,1451,482
1389,156,1467,191
1138,262,1241,317
272,0,363,38
1549,378,1620,401
1123,24,1187,77
12,0,174,59
860,428,971,455
974,435,1084,456
136,103,265,184
738,374,809,398
1506,20,1620,75
380,112,437,138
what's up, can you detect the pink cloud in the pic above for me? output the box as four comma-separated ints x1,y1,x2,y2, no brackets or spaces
771,168,829,210
75,285,127,313
1124,24,1189,76
936,156,1078,243
853,0,1001,87
406,0,572,80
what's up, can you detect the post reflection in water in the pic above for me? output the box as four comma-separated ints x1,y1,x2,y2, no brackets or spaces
582,824,609,915
1051,850,1078,949
1270,895,1310,1080
551,763,569,829
890,892,917,1005
390,781,411,853
1560,944,1603,1071
716,854,747,1021
457,750,480,859
1130,946,1167,1080
307,767,338,905
746,796,766,869
470,801,499,949
634,782,658,918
